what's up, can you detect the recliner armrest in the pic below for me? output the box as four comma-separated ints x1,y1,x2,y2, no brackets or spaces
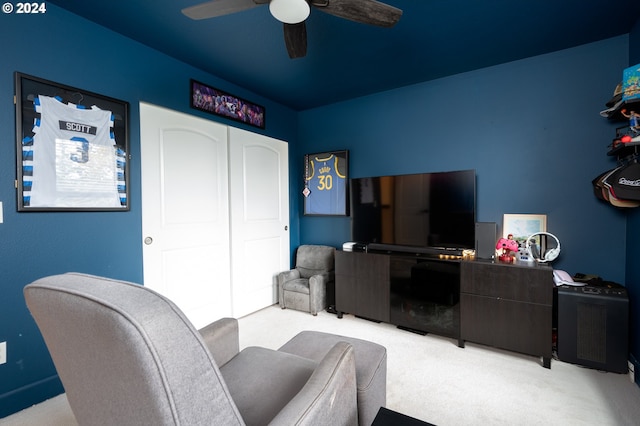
308,271,334,289
278,269,302,308
278,269,301,284
199,317,239,367
269,341,358,426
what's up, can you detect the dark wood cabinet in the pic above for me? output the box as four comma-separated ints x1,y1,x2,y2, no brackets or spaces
460,260,554,368
335,251,553,367
335,250,390,322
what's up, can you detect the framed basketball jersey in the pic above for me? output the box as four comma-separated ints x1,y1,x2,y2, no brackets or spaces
303,150,349,216
15,72,129,211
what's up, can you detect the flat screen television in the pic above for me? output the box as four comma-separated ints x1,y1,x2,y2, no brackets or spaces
350,169,476,254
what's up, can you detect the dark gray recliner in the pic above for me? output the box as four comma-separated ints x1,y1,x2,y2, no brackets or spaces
278,245,336,315
24,273,358,426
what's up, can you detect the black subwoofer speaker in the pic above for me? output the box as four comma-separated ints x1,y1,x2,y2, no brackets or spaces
557,285,628,373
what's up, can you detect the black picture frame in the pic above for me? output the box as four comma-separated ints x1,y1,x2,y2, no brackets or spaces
14,72,130,211
190,79,265,129
303,150,349,216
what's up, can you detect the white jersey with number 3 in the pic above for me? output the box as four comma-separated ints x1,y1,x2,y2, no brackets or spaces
24,95,123,208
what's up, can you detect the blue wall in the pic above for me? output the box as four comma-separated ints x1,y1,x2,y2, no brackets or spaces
0,4,638,419
0,5,299,417
298,37,629,283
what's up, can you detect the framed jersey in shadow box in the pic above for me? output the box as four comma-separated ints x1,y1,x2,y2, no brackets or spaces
14,72,130,211
303,150,349,216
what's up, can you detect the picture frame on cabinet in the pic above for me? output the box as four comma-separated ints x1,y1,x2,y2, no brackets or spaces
502,214,547,246
190,79,265,129
14,72,130,212
303,150,349,216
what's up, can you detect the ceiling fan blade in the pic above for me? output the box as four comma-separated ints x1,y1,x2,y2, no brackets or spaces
182,0,265,20
283,22,307,59
313,0,402,27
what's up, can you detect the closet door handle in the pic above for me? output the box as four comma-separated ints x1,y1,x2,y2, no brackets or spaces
144,237,153,245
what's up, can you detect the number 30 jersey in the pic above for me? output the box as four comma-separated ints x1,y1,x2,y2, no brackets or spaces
305,154,346,215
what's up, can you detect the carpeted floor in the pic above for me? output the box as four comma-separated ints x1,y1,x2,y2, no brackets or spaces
3,304,640,425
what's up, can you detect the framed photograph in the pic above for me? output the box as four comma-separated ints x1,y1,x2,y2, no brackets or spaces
303,150,349,216
502,214,547,246
15,72,130,211
190,79,265,129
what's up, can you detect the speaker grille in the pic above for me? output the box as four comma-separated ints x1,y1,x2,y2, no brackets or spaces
557,285,629,373
576,302,606,363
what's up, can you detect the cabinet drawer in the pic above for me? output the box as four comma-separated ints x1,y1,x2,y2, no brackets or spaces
461,293,552,358
336,251,389,279
460,261,552,305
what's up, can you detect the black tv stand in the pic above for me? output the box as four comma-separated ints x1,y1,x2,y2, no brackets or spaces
335,251,554,367
366,243,463,258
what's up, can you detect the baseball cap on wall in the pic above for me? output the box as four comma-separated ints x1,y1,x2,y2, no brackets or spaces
607,186,640,208
606,82,623,107
599,167,621,202
593,166,640,208
592,170,609,202
600,82,625,117
606,162,640,201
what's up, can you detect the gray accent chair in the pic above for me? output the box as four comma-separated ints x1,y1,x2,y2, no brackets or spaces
278,245,336,315
24,273,358,426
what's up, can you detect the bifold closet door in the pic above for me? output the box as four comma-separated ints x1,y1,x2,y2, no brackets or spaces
229,127,290,318
140,102,232,328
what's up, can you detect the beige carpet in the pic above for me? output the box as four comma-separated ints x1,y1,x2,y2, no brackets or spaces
3,304,640,425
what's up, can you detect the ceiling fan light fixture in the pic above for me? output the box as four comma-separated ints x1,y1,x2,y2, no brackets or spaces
269,0,310,24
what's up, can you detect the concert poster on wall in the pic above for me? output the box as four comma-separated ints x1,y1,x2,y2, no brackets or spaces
190,79,265,129
303,150,349,216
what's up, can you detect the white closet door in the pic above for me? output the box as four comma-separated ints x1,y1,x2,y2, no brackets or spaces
229,127,290,318
140,102,231,328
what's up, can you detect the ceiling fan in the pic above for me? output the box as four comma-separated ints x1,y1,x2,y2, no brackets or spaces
182,0,402,59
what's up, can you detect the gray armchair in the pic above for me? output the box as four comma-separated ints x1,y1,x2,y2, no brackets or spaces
278,245,336,315
24,273,358,426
